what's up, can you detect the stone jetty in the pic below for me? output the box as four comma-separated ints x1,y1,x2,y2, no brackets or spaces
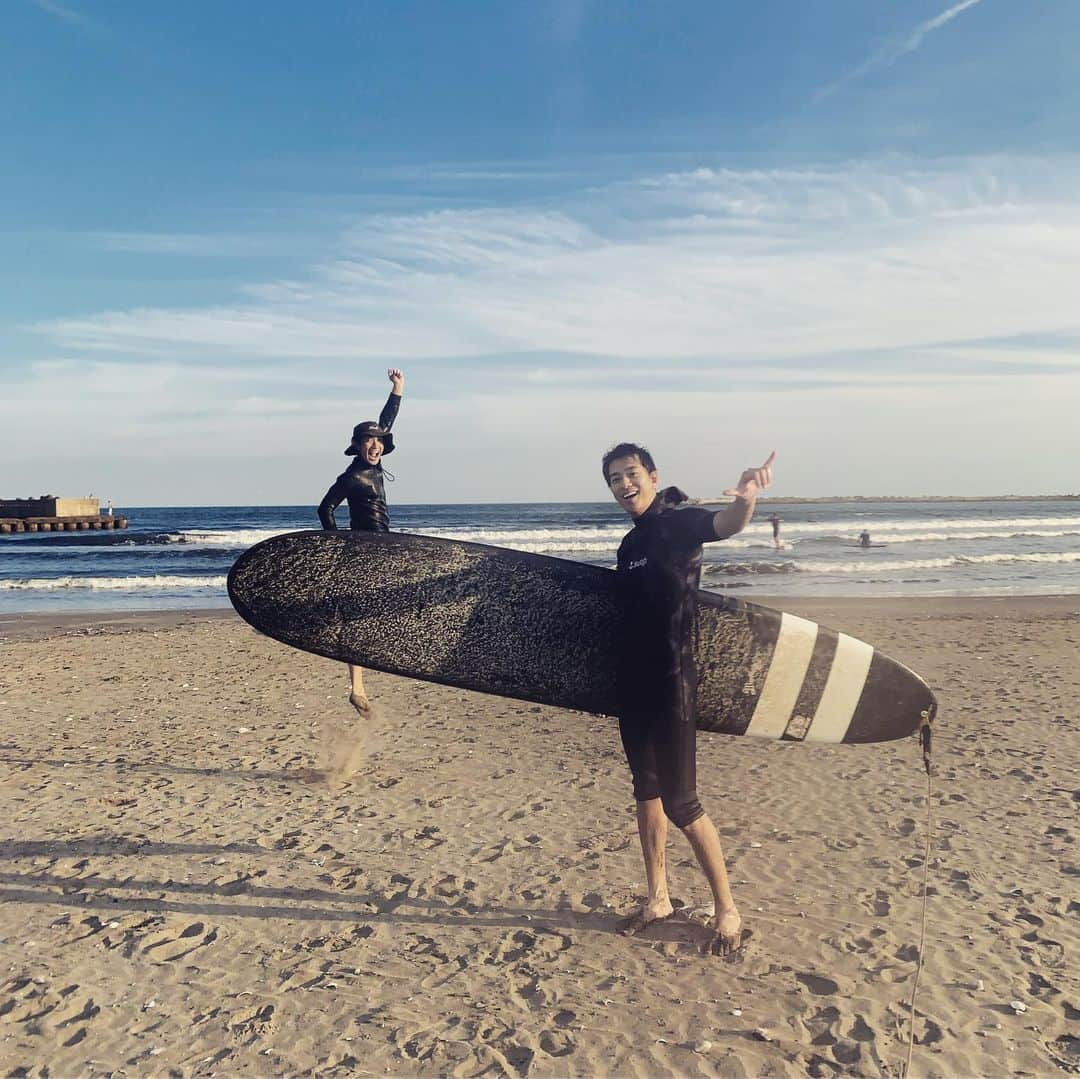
0,496,128,534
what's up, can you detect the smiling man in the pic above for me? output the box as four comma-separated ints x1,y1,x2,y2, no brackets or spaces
603,441,774,958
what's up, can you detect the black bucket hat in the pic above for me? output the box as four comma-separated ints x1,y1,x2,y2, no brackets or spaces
344,421,395,456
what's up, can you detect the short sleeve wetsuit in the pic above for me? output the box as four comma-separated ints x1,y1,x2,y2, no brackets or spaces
317,391,400,532
615,488,721,829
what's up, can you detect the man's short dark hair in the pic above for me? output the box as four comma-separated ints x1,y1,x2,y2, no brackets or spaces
602,442,657,483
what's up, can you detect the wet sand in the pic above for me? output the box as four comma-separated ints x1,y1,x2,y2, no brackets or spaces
1,598,1077,1076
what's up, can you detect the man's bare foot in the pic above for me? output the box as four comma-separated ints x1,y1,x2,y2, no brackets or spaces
617,898,675,936
708,907,750,961
348,692,371,715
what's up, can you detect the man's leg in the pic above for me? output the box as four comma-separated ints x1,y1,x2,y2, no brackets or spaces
617,715,674,935
636,797,674,915
654,682,748,960
618,798,675,934
682,815,744,958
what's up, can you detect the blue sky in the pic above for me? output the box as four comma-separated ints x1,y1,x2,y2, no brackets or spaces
3,0,1080,504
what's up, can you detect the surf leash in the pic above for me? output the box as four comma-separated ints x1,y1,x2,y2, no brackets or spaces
902,712,934,1079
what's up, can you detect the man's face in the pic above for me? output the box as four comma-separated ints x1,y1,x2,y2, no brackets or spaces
360,435,384,465
606,454,659,518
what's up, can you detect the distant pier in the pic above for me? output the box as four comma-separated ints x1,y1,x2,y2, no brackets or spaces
0,495,128,535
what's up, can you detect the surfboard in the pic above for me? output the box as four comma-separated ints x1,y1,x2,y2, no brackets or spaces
846,542,888,548
227,530,935,745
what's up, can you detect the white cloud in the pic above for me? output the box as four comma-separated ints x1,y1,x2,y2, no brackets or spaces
36,156,1080,367
813,0,986,103
93,231,323,258
30,0,103,33
14,154,1080,500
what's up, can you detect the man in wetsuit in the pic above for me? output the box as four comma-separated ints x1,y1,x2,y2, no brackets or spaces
318,368,404,713
604,442,775,959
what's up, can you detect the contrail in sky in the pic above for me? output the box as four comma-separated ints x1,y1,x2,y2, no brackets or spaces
814,0,986,103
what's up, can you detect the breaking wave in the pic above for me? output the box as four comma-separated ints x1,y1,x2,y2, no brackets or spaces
0,575,228,591
705,550,1080,577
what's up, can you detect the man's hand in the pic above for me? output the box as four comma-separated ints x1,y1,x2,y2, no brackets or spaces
723,451,775,501
388,368,405,394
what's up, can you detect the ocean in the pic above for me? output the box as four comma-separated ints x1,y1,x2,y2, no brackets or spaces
2,499,1079,614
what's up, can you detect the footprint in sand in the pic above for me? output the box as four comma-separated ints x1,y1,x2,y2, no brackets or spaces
1047,1034,1080,1072
797,973,840,997
430,874,477,902
0,977,102,1049
860,888,891,917
301,925,377,953
501,799,552,823
539,1027,576,1057
509,969,551,1011
413,825,446,850
230,1002,276,1045
802,1003,841,1045
321,864,366,892
826,933,879,956
492,927,573,965
847,1015,877,1043
140,920,219,962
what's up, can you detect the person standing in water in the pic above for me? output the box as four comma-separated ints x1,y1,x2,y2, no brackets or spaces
603,442,775,959
318,368,404,715
768,513,782,549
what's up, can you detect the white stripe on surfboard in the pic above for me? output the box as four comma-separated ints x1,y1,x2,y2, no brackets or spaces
803,633,875,743
745,612,818,739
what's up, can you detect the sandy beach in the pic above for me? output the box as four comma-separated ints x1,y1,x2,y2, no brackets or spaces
0,598,1076,1077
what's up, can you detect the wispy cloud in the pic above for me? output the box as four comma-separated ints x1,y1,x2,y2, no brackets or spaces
36,155,1080,369
813,0,985,104
94,231,326,258
30,0,101,32
17,152,1080,499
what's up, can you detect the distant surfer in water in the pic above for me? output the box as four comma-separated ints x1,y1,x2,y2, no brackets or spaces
318,368,404,715
859,530,871,548
604,442,775,959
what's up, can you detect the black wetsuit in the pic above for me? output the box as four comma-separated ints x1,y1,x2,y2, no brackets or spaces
317,392,400,532
615,489,720,829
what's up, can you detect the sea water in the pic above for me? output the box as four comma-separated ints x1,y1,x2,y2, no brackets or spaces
2,499,1079,613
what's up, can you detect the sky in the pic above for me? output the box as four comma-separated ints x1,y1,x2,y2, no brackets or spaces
3,0,1080,505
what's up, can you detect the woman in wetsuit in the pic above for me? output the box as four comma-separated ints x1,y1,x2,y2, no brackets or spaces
318,368,404,714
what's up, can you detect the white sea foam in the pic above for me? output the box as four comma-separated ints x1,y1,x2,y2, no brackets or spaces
0,575,228,591
798,528,1080,545
175,528,292,546
797,551,1080,574
766,514,1080,537
407,527,763,554
403,525,625,544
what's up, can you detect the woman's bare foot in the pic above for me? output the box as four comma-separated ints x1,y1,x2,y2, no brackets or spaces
348,692,371,715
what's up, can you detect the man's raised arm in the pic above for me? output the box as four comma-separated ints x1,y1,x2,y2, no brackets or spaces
712,451,776,540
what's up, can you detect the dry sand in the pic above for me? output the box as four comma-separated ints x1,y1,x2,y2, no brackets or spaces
0,598,1076,1077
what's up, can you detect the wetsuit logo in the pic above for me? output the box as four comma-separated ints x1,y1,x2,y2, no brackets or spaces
628,557,648,571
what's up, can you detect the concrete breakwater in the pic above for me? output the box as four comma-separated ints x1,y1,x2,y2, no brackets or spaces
0,515,128,534
0,496,128,535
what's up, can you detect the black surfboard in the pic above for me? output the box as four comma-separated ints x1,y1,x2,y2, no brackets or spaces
227,530,935,744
